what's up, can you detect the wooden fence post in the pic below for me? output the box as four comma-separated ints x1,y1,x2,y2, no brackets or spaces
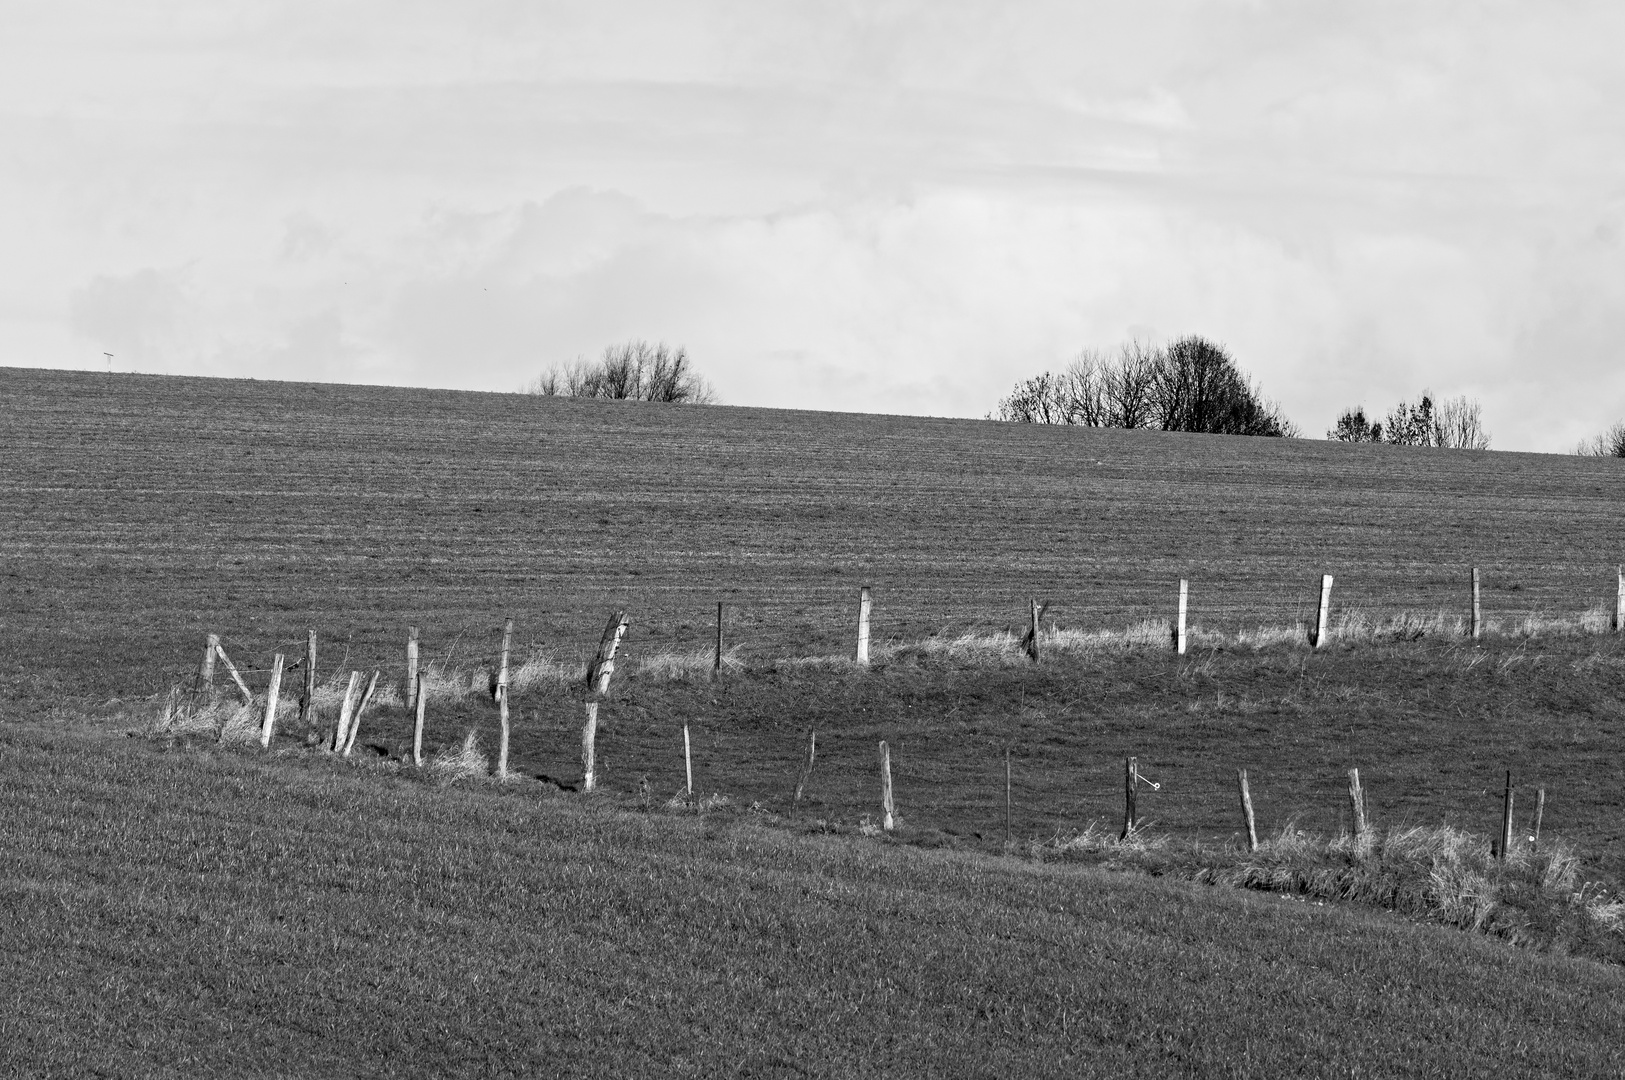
1026,599,1041,663
683,724,693,797
331,671,361,751
343,671,380,758
406,626,419,708
794,730,816,803
1615,566,1624,633
496,617,513,703
259,653,285,749
1469,567,1482,641
587,611,629,693
412,672,427,767
879,740,895,830
214,643,254,705
581,702,599,792
1120,757,1138,840
1498,770,1515,861
1311,574,1334,649
1348,767,1368,848
496,682,511,780
1004,748,1012,848
714,602,724,674
857,587,872,665
1175,580,1188,656
299,630,317,728
1237,768,1258,852
1532,787,1546,850
199,633,218,695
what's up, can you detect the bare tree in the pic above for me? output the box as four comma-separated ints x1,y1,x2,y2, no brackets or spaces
1328,407,1382,442
1576,420,1625,457
526,341,716,404
1378,392,1490,449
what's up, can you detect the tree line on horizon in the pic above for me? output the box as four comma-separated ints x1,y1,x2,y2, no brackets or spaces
526,341,717,404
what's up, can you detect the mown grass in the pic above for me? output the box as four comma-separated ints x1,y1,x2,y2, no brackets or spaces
4,717,1625,1079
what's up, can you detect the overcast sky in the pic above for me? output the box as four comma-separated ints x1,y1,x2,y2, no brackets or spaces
3,1,1622,450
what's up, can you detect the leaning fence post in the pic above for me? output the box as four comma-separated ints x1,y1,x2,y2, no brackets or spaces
1470,567,1482,641
343,671,380,757
496,617,513,703
793,729,816,803
1498,770,1515,861
412,672,427,767
1311,574,1334,649
259,653,285,748
581,702,599,792
587,611,629,693
299,630,317,728
857,587,872,665
879,740,895,830
214,643,254,705
199,633,218,695
331,671,361,751
1175,580,1189,655
1120,757,1138,839
1532,787,1546,850
1237,768,1258,852
1348,767,1368,848
683,724,693,797
406,626,420,708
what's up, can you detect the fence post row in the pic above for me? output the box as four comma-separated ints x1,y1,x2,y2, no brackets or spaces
1311,574,1334,649
856,587,872,665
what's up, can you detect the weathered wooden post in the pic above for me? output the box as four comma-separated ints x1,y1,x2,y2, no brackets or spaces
1498,770,1515,861
1120,757,1138,840
683,724,693,797
496,682,511,780
1348,767,1368,848
259,653,285,749
1175,580,1188,656
343,671,380,757
1615,566,1624,633
857,587,872,665
299,630,317,728
496,618,513,703
412,672,427,767
214,643,254,705
587,612,629,693
1026,599,1041,663
581,702,599,792
1532,787,1546,850
331,671,361,751
714,602,724,674
406,626,420,708
879,740,895,830
793,730,816,803
1237,768,1258,852
199,633,219,695
1311,574,1334,649
1470,567,1482,641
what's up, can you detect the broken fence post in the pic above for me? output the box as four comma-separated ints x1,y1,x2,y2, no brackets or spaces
331,671,361,751
586,611,629,694
1237,768,1258,852
581,702,599,792
1311,574,1334,649
259,653,285,749
407,625,420,708
214,643,254,705
412,672,427,767
857,587,872,665
496,617,513,703
879,739,895,830
1175,580,1188,655
199,633,218,695
793,729,816,803
343,671,380,757
1120,756,1138,839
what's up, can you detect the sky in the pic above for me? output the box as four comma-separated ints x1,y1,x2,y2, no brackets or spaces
2,1,1622,451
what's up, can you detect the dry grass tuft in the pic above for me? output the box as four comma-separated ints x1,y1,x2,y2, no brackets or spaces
428,730,489,785
637,646,744,680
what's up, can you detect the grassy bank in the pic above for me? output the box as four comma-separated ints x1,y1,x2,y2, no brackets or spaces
5,718,1625,1078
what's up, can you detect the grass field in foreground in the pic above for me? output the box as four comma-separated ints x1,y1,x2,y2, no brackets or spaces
4,718,1625,1080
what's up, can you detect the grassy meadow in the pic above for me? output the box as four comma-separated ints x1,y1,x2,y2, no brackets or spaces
4,366,1625,1073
